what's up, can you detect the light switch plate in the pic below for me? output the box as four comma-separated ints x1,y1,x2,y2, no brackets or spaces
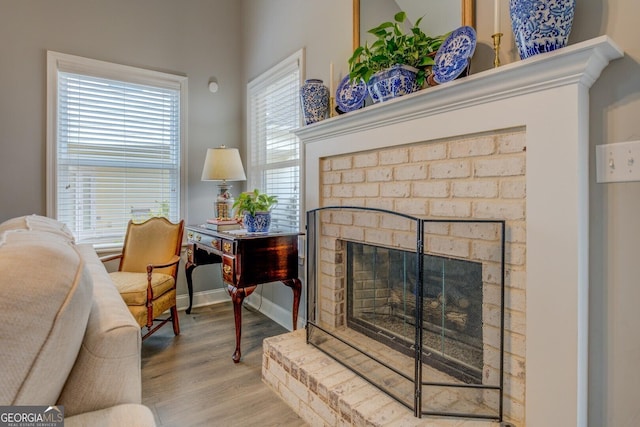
596,140,640,183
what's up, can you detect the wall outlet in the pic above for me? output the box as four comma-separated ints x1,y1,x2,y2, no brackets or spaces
596,140,640,183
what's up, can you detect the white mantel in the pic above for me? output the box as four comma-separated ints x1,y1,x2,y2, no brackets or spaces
296,37,622,426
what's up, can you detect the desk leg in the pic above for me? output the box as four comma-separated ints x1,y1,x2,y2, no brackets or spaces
282,278,302,331
227,284,257,363
185,261,196,315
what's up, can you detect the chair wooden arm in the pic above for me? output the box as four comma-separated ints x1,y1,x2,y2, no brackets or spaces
146,255,181,271
100,253,123,263
145,255,182,301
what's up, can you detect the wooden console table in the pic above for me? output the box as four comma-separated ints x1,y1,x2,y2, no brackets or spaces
185,225,302,363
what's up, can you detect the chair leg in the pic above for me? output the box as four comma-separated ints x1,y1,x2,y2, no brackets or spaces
146,301,154,329
171,306,180,336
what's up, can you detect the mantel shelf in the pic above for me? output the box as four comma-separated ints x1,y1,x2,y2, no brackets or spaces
294,36,622,144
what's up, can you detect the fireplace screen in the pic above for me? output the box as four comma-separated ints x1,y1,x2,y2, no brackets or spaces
306,206,505,421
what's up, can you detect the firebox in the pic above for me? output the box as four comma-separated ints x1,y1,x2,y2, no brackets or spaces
306,206,506,421
346,241,484,384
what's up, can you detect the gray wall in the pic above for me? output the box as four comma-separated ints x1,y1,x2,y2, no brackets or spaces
241,1,640,425
239,0,351,329
577,2,640,426
0,0,244,225
0,0,243,295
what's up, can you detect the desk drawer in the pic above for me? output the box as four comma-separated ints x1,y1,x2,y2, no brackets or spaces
187,230,221,250
222,255,235,283
222,239,234,254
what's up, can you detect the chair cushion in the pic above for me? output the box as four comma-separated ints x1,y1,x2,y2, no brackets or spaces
0,230,92,405
0,214,75,241
126,289,176,328
110,271,175,306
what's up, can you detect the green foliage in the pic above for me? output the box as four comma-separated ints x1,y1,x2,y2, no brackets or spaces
130,200,170,223
348,11,449,87
232,189,278,216
153,200,170,218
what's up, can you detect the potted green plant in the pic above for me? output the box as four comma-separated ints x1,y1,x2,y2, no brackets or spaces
348,11,448,102
232,189,278,232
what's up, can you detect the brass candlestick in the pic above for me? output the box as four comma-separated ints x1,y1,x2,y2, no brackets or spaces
329,96,336,118
492,32,503,68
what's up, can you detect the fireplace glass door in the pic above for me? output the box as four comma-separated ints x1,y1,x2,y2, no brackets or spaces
347,242,484,384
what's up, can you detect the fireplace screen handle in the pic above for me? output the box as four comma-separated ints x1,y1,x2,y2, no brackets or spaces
377,330,396,341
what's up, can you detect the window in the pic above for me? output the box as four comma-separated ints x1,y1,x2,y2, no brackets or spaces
47,51,187,246
246,49,303,232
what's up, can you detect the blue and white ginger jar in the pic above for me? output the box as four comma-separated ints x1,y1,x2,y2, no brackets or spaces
300,79,329,125
368,64,419,103
510,0,576,60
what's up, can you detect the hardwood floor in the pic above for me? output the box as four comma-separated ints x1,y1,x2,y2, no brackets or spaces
141,302,307,427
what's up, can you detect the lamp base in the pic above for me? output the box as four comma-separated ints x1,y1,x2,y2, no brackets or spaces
215,184,235,220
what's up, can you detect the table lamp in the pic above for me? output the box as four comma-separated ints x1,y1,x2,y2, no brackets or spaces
201,145,247,220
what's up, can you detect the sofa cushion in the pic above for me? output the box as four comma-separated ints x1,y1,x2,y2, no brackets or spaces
0,230,92,405
0,214,75,241
57,244,142,416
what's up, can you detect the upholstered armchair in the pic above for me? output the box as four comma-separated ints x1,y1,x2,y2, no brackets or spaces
103,217,184,340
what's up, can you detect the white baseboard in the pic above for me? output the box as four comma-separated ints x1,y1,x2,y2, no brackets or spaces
177,289,305,330
176,288,229,312
245,294,305,331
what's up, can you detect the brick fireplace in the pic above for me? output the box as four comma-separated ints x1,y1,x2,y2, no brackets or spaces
263,37,622,426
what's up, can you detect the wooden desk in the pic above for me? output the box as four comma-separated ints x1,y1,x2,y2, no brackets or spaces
185,225,302,363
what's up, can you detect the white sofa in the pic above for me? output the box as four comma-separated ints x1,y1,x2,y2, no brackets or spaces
0,215,156,427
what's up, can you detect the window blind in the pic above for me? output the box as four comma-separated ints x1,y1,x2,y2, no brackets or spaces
54,69,181,245
247,50,302,232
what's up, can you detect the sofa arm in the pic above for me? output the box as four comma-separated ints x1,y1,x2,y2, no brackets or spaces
58,244,142,416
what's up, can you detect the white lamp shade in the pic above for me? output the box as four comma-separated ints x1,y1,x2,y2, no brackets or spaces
201,147,247,181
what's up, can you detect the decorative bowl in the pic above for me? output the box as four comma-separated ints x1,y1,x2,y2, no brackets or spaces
368,64,419,103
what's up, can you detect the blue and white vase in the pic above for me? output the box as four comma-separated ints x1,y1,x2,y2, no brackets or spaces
300,79,329,125
367,64,420,103
243,211,271,233
510,0,576,60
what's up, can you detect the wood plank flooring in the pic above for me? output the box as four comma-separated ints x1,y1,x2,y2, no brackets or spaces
141,302,307,427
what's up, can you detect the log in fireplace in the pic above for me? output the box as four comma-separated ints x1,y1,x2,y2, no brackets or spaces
306,206,506,420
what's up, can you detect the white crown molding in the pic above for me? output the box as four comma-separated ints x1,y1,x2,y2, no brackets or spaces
294,36,623,143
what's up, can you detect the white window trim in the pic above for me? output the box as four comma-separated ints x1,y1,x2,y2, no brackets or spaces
46,51,188,241
246,48,305,231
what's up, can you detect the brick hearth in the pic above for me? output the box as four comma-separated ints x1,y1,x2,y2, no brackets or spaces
263,329,501,427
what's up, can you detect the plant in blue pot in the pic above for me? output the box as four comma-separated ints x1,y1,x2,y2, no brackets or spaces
348,11,449,103
232,189,278,233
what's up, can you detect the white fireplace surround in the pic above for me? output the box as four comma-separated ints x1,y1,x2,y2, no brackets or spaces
296,37,622,426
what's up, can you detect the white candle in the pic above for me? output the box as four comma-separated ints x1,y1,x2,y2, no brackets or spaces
494,0,501,34
329,62,335,95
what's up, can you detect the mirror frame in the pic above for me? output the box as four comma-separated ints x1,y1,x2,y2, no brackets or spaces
353,0,475,50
